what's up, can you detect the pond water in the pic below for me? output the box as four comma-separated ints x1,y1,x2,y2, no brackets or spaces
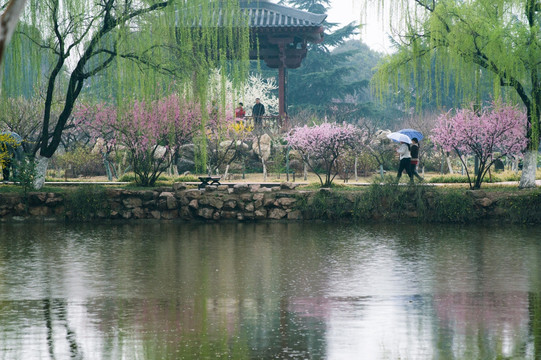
0,222,540,359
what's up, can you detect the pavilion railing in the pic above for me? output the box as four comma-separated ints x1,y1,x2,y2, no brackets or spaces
242,115,286,131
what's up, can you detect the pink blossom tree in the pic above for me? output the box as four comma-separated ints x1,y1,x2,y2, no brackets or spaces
285,122,363,187
74,95,200,186
432,104,528,189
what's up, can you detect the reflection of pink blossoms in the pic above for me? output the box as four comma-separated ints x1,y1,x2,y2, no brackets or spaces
285,122,362,187
431,104,528,189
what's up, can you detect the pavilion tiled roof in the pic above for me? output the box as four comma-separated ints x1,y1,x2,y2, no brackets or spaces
180,1,326,32
239,0,327,28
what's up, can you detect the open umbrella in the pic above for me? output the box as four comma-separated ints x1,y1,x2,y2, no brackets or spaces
387,132,411,144
398,129,423,141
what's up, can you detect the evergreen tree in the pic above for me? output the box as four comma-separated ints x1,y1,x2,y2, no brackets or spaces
277,0,365,116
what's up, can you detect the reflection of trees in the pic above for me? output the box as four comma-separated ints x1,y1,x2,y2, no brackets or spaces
3,222,541,359
428,226,535,358
434,292,530,358
43,298,82,359
530,293,541,359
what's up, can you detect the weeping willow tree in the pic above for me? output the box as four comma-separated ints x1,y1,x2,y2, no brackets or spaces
370,0,541,188
0,0,27,90
2,0,250,188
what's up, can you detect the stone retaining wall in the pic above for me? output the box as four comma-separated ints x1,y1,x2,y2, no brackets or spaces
0,182,305,221
0,182,538,223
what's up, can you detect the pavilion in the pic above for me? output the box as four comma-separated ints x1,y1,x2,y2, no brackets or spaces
240,0,326,124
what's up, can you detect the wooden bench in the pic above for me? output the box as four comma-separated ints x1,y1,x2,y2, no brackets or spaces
198,176,221,190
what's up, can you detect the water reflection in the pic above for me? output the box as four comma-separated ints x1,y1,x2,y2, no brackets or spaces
0,222,540,359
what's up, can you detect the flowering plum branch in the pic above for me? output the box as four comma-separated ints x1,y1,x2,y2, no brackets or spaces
285,122,363,187
431,104,528,189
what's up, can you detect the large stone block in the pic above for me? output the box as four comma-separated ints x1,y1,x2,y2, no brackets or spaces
172,183,187,191
132,207,145,219
221,211,237,219
189,199,199,210
223,199,237,210
276,197,297,208
233,184,250,194
264,198,276,207
185,189,202,199
208,197,224,209
136,190,156,201
123,197,143,209
268,208,287,219
250,184,261,192
29,206,49,216
255,209,267,219
280,182,297,190
287,210,303,220
161,210,179,220
240,193,253,202
28,192,47,206
166,196,177,210
476,198,493,207
197,207,214,219
45,196,64,207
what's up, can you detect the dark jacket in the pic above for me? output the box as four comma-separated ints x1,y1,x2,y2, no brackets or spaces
410,143,419,159
252,103,265,117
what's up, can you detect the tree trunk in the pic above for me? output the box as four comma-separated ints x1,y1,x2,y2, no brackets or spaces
446,155,454,174
354,156,358,181
0,0,28,85
519,149,537,188
33,154,49,189
223,164,230,181
262,158,267,182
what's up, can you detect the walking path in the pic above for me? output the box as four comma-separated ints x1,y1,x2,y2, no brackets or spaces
2,179,539,187
30,180,538,187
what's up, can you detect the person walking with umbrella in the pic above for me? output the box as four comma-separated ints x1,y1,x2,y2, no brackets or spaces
388,132,413,183
396,141,413,183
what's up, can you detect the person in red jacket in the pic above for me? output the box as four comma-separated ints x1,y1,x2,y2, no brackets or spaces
235,102,245,119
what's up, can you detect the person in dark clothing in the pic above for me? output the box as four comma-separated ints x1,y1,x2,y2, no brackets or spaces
409,137,424,182
252,98,265,128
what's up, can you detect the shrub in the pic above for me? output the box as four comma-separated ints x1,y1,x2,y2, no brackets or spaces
296,190,353,219
55,147,105,177
429,171,521,184
14,156,36,198
352,179,476,223
118,173,136,182
498,191,541,223
118,172,174,184
175,175,199,182
424,189,476,222
64,185,109,220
